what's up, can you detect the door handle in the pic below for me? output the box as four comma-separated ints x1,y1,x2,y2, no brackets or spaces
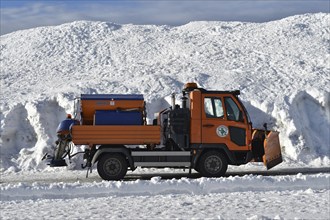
203,124,214,128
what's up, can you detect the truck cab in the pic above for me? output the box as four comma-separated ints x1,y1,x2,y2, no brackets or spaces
158,83,258,177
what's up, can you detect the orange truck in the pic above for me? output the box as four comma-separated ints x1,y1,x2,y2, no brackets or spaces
46,83,282,180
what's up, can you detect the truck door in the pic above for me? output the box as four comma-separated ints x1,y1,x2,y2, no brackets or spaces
201,94,250,151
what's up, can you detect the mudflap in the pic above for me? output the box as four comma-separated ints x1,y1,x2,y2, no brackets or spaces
263,131,283,170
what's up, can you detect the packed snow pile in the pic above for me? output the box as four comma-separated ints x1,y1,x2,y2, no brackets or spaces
2,172,329,201
1,170,330,219
0,13,329,172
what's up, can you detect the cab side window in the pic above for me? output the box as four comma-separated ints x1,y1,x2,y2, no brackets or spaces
204,98,214,117
224,97,242,121
214,98,224,117
204,97,224,118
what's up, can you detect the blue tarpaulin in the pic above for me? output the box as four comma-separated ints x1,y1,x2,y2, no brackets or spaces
94,110,143,125
81,94,144,100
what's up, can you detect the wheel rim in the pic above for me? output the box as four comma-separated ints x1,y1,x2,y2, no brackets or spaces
204,155,222,174
103,158,122,176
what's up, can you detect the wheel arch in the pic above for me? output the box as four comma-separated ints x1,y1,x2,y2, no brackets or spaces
92,145,134,170
191,144,236,168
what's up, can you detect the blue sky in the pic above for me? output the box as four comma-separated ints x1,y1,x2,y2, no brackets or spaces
0,0,329,35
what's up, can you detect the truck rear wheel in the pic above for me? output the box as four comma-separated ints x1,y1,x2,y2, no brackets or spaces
198,151,228,177
97,154,127,180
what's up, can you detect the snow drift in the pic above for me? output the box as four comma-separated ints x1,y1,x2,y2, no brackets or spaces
1,170,329,219
2,173,329,201
0,13,329,172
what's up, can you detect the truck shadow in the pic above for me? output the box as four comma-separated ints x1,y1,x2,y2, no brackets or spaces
124,167,330,181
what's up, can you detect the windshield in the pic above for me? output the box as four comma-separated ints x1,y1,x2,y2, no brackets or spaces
237,97,251,124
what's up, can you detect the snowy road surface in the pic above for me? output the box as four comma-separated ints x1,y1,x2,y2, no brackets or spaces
1,188,329,220
1,167,329,219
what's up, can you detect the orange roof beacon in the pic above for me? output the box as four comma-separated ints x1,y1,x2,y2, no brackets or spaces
45,83,282,180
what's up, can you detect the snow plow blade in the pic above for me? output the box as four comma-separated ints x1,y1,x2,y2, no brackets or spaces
252,129,283,169
263,131,283,169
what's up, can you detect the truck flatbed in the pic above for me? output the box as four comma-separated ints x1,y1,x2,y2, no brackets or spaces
71,125,161,145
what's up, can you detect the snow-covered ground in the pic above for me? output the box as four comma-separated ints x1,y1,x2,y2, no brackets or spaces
1,167,330,219
0,13,329,219
0,169,329,219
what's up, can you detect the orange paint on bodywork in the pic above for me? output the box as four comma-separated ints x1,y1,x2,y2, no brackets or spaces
72,125,161,145
190,90,202,143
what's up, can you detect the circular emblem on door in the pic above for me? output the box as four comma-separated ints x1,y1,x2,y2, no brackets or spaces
216,125,228,137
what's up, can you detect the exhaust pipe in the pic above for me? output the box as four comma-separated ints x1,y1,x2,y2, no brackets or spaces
182,91,188,109
171,93,176,109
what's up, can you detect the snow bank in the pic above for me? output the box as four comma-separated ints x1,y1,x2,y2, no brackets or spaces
1,172,329,201
0,13,329,171
2,172,330,220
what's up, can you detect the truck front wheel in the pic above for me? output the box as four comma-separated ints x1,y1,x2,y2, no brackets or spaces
97,154,128,180
198,151,228,177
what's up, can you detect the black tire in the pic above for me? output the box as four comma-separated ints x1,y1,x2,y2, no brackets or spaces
198,151,228,177
97,154,128,180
